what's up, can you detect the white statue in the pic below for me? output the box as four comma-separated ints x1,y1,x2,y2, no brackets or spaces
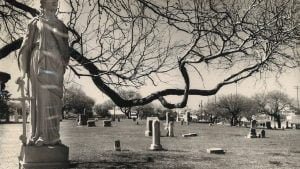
18,0,69,146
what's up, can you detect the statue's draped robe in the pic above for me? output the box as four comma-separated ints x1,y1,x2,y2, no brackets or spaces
18,17,69,145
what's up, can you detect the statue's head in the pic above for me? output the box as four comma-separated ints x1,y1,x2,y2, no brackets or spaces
40,0,58,12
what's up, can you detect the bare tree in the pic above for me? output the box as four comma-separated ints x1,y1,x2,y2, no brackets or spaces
0,0,299,109
209,94,253,126
252,91,293,128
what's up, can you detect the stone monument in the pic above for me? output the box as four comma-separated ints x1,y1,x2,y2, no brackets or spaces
78,114,88,126
17,0,70,168
145,117,159,136
168,121,174,137
260,130,266,138
265,121,272,129
103,120,112,127
114,140,121,151
149,120,163,150
165,112,170,126
185,111,190,125
247,119,257,138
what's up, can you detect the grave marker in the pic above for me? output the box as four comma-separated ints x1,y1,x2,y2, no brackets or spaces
145,117,159,136
149,120,163,150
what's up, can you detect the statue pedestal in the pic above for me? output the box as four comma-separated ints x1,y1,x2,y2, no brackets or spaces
19,144,69,169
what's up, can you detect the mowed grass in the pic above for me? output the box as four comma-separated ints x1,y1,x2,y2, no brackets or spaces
60,119,300,169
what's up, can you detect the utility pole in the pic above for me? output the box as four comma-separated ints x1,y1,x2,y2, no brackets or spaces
295,85,299,109
235,82,238,96
214,94,217,104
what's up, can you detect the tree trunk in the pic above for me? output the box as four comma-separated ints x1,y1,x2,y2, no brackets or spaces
230,115,238,126
5,113,9,123
230,116,234,126
276,114,281,129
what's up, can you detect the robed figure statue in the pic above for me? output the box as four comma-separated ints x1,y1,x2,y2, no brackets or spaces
18,0,69,146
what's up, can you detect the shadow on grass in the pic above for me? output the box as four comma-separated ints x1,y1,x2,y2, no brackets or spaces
70,160,152,169
269,160,282,167
69,150,219,169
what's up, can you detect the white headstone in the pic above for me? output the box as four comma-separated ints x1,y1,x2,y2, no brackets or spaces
145,117,159,136
149,120,163,150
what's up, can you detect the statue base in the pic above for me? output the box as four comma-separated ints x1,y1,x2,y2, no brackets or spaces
19,144,69,169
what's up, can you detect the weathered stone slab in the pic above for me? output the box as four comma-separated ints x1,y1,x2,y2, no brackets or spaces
103,120,112,127
182,133,197,137
87,120,96,127
207,148,225,154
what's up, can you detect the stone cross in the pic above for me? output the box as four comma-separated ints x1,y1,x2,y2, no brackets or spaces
10,78,33,145
149,120,163,150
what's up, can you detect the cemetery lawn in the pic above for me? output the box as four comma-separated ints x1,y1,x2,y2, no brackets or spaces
59,119,300,169
1,119,299,169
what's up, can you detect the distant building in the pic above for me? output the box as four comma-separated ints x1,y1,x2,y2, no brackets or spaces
286,115,300,129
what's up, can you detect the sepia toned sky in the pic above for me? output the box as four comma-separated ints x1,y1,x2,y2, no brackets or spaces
1,55,299,109
0,1,299,109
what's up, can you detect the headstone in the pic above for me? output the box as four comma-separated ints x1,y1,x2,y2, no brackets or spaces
149,120,163,150
185,111,191,124
103,120,112,127
180,119,184,125
266,121,272,129
247,128,257,138
207,148,225,154
78,114,88,125
87,120,96,127
145,117,159,136
247,120,257,138
260,130,265,138
251,119,257,129
114,140,121,151
165,112,170,125
168,121,174,137
286,121,289,129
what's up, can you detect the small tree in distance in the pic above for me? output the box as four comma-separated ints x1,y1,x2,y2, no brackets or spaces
63,86,95,117
205,94,254,126
93,102,114,118
252,91,293,128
